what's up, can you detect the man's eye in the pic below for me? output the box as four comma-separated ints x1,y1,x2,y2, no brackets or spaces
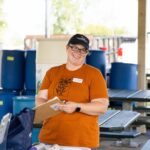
81,49,86,52
74,47,78,50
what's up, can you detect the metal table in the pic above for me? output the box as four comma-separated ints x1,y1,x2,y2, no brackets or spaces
99,110,141,148
99,110,140,131
108,89,150,110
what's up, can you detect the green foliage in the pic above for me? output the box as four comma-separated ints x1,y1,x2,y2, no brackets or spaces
79,24,127,36
0,0,7,39
113,27,128,35
51,0,89,34
51,0,128,36
0,20,6,28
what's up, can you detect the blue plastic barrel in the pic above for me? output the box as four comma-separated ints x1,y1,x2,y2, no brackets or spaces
86,50,106,78
109,62,138,107
0,90,19,120
1,50,25,90
13,96,40,143
25,50,36,90
13,96,35,114
22,89,36,96
109,62,138,90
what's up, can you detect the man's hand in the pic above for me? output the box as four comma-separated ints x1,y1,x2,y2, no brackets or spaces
58,101,78,113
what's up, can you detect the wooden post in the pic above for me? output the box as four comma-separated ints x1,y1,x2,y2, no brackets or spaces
137,0,147,133
138,0,147,90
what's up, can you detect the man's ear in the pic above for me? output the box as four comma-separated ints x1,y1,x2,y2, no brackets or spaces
66,45,69,49
66,45,69,52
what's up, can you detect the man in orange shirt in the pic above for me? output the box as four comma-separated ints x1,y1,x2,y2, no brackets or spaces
36,34,109,149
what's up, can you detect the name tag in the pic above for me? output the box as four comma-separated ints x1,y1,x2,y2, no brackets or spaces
73,78,83,83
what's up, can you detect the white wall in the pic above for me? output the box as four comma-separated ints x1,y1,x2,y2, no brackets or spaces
36,39,68,91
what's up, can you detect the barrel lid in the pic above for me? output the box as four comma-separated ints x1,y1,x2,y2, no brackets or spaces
13,96,35,101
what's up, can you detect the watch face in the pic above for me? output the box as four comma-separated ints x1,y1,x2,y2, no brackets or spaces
75,107,81,112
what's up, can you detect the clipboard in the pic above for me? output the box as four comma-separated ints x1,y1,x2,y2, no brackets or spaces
33,97,63,124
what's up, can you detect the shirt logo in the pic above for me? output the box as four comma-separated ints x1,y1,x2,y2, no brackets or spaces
56,78,72,96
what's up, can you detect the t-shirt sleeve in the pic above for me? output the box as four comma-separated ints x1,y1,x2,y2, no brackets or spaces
40,70,52,90
89,69,108,100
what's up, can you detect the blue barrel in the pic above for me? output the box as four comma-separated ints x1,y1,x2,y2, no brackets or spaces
25,50,36,90
109,62,138,90
109,62,138,107
0,90,19,120
13,96,35,114
86,50,106,78
22,89,36,96
1,50,25,90
13,96,40,143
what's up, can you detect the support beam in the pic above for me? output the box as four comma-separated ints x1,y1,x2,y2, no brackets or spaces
138,0,147,90
137,1,147,133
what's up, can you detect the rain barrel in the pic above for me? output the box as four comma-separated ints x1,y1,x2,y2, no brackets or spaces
13,96,35,115
1,50,25,90
25,50,36,90
86,50,106,78
0,90,19,120
109,62,138,90
22,89,36,96
13,96,40,143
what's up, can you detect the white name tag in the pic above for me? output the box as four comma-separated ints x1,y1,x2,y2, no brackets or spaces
73,78,83,83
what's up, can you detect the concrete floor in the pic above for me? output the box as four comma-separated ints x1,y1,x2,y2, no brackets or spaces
98,130,150,150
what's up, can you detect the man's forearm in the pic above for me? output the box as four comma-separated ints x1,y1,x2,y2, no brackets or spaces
35,97,47,106
79,99,109,116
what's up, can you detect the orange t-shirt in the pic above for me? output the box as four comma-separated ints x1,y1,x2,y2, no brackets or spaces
39,64,108,148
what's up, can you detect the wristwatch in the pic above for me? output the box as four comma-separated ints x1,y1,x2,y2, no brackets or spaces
75,104,81,112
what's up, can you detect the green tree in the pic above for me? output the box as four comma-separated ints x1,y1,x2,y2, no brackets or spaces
80,24,127,36
0,0,7,40
51,0,89,34
51,0,127,36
